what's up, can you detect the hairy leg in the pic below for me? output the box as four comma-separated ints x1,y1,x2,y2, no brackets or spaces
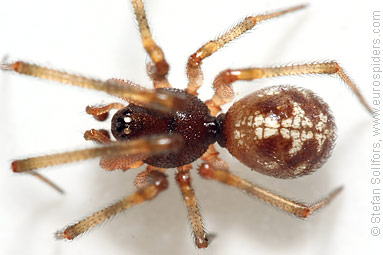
176,164,209,248
146,62,171,88
207,62,372,115
84,129,145,171
56,171,168,240
1,61,183,113
200,145,342,217
131,0,170,87
199,158,342,218
186,4,307,96
11,134,183,172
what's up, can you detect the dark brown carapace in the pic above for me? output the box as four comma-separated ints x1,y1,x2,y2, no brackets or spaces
2,0,370,250
112,88,217,168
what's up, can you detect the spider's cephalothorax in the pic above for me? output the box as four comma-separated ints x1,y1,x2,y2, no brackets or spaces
3,0,370,250
112,88,217,168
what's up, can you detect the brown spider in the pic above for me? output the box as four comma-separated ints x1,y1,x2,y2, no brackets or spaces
1,0,371,250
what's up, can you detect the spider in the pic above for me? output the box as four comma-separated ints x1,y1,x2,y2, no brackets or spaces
1,0,371,250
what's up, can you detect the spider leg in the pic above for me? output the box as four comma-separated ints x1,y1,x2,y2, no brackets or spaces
22,128,117,195
83,129,145,171
0,61,184,113
176,164,209,249
134,165,166,188
146,62,171,88
201,145,229,170
11,134,183,173
105,77,173,105
186,4,307,96
27,170,65,194
207,62,372,115
131,0,171,87
86,103,125,121
55,170,168,240
199,149,342,218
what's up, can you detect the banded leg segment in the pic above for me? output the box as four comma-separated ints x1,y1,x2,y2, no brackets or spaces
1,61,184,113
11,134,183,172
56,171,168,240
199,163,343,218
176,165,209,249
207,62,372,116
186,4,307,96
131,0,170,85
146,62,171,88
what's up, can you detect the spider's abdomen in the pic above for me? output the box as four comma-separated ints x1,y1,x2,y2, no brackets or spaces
221,85,336,178
111,88,217,168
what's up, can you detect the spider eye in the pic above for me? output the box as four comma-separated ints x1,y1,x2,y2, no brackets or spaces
124,116,132,123
124,128,132,135
113,115,133,138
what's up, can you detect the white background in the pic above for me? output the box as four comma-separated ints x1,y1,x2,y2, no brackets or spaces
0,0,381,254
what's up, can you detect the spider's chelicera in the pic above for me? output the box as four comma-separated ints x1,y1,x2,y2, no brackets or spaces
2,0,371,249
